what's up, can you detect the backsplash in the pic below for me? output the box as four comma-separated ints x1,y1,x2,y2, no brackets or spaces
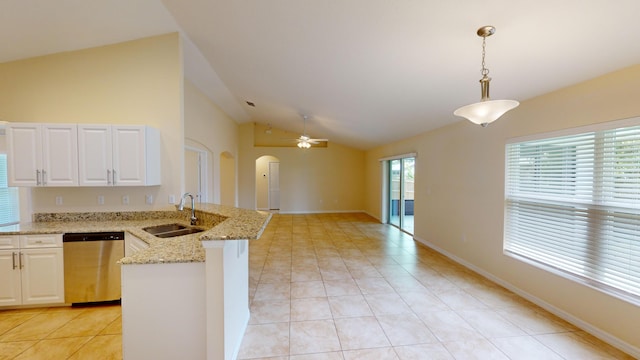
33,208,229,228
33,211,179,223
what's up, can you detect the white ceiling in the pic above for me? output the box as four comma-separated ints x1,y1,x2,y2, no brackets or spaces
3,0,640,149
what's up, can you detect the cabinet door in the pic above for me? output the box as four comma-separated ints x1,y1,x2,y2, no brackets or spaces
20,234,62,248
41,125,78,186
6,124,42,186
125,233,149,257
112,126,146,186
0,250,22,306
78,125,113,186
0,235,20,250
20,248,65,305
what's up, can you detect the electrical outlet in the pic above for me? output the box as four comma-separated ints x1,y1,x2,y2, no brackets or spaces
145,195,153,204
122,195,129,205
98,195,105,205
55,196,63,205
168,195,176,204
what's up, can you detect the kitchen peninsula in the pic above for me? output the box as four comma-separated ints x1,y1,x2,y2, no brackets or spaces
121,204,270,360
0,204,271,360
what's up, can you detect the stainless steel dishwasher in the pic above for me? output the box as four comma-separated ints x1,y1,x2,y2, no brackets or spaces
63,232,124,305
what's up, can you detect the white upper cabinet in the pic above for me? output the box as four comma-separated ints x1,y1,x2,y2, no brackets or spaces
6,124,78,187
78,125,160,186
77,125,113,186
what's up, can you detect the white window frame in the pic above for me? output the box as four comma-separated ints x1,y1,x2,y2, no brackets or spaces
504,117,640,305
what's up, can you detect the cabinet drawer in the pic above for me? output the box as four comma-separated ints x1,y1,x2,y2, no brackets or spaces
0,235,20,249
20,234,62,248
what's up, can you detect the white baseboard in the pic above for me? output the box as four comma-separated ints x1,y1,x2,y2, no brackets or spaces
413,235,640,359
278,209,366,215
363,211,381,222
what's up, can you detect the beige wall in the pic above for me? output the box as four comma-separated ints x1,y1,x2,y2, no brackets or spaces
364,64,640,352
219,152,236,206
184,80,239,205
238,123,365,213
0,33,184,215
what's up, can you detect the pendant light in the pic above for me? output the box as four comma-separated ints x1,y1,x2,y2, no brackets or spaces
454,26,519,127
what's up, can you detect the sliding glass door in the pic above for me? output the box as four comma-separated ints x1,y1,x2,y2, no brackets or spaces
388,157,414,234
389,159,402,228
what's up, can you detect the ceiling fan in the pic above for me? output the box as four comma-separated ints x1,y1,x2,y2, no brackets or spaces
291,115,328,148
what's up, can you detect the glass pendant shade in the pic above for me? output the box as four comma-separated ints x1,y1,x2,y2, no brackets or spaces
454,99,519,127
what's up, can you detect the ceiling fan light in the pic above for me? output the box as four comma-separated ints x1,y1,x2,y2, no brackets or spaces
297,140,311,149
454,99,519,127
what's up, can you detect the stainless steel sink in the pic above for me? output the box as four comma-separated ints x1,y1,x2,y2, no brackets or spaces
143,223,204,238
143,223,187,234
154,227,204,238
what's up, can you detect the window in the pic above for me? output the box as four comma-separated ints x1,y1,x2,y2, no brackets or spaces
0,154,20,226
505,120,640,303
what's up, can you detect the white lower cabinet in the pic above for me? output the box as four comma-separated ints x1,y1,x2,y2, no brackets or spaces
124,233,149,257
0,249,22,306
0,234,65,307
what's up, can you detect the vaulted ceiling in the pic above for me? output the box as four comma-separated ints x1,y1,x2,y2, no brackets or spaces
3,0,640,149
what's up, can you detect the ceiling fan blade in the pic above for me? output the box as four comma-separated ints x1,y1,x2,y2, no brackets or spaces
309,138,329,142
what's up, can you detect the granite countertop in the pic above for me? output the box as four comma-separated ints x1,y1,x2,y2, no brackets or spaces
0,204,271,265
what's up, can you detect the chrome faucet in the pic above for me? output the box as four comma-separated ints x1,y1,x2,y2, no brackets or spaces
178,192,197,225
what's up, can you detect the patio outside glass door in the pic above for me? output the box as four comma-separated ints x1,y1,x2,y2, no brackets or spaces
388,157,414,234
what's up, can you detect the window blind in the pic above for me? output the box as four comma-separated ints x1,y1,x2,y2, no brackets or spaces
505,124,640,301
0,154,20,226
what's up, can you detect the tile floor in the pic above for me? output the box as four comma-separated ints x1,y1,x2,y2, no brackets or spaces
238,213,633,360
0,213,633,359
0,304,121,359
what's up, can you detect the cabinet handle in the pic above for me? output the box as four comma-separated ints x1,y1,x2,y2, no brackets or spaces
112,170,117,185
107,169,111,185
19,252,24,269
12,252,17,270
36,170,41,186
42,170,47,185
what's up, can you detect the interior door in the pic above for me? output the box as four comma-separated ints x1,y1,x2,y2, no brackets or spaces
268,162,280,210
